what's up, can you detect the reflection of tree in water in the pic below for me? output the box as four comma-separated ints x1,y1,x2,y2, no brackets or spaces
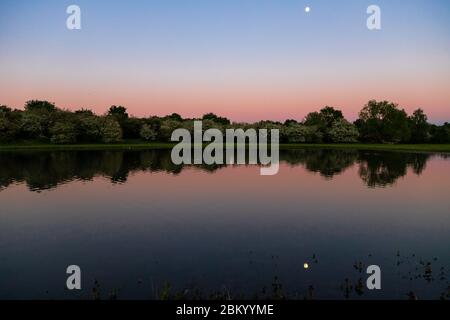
282,149,358,178
283,149,432,187
357,151,430,188
0,150,225,191
0,149,441,192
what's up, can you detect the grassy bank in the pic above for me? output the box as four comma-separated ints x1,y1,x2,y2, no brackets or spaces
0,142,175,151
281,143,450,153
1,142,450,153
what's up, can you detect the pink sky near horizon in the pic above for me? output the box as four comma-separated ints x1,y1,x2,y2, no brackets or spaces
2,76,449,123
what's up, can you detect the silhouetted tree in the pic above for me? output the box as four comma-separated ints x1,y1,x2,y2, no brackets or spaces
429,123,450,143
165,113,183,122
304,111,325,127
99,117,122,143
202,113,231,125
319,106,344,127
284,119,299,126
140,124,157,141
328,119,359,143
355,100,411,143
108,105,128,119
21,100,58,139
0,105,21,142
75,109,95,116
122,117,143,139
304,106,345,142
25,100,56,113
409,109,430,143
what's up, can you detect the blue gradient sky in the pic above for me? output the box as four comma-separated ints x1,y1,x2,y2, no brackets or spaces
1,0,449,122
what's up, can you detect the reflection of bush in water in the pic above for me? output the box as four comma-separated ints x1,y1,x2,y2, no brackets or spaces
358,151,430,188
282,149,431,187
281,149,358,178
0,149,438,192
0,150,225,191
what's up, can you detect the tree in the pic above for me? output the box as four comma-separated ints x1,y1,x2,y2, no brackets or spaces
76,112,102,142
319,106,344,128
0,106,12,141
159,119,182,142
254,121,284,141
280,123,324,143
430,123,450,143
75,109,95,116
284,119,299,126
409,109,430,143
356,100,411,143
50,121,77,144
0,105,12,113
122,117,143,139
107,106,144,139
108,105,128,119
25,100,56,113
165,113,183,122
0,105,21,142
328,119,359,143
140,124,157,141
202,113,231,125
20,112,46,139
99,117,122,143
281,124,309,143
304,106,345,142
304,111,325,127
304,107,343,128
22,100,57,139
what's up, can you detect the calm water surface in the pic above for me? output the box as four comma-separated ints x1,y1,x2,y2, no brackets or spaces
0,149,449,299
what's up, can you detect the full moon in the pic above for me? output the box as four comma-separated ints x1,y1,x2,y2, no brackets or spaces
305,6,311,13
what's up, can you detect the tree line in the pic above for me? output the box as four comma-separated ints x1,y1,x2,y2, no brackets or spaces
0,99,449,144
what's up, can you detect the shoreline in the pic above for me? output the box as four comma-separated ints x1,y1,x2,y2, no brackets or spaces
1,143,450,153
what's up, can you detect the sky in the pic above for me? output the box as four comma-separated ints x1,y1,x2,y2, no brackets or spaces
0,0,449,123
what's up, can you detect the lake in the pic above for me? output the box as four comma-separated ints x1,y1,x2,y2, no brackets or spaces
0,148,449,299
